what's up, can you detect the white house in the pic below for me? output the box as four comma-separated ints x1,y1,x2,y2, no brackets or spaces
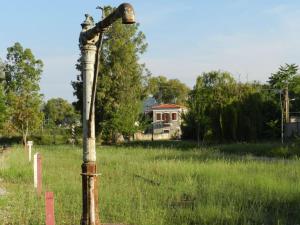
149,104,187,138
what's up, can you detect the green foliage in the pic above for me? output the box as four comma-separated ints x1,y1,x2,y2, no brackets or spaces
269,63,299,89
0,58,5,82
0,59,8,130
4,42,44,144
147,75,190,105
0,84,7,130
183,71,280,142
97,7,148,142
183,76,209,144
44,98,79,127
73,7,148,143
285,74,300,115
32,134,67,145
268,64,300,121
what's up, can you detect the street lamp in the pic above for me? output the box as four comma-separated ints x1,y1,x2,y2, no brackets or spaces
79,3,135,225
279,91,296,144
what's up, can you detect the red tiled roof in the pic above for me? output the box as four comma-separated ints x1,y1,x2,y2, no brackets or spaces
151,104,184,109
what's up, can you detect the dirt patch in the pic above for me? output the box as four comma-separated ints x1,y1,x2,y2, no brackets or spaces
0,187,7,196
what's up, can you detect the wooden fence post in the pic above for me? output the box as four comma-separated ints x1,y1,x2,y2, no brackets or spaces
34,153,37,188
27,141,33,162
33,153,42,195
45,192,55,225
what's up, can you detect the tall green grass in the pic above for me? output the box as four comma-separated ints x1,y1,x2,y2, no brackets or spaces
124,140,300,158
1,145,300,224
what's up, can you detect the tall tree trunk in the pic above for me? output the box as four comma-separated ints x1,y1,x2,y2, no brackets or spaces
219,109,224,142
23,120,29,149
23,132,27,149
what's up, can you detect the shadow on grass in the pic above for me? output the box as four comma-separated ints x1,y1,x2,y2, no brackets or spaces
240,196,300,225
121,140,199,150
121,140,300,159
164,195,300,225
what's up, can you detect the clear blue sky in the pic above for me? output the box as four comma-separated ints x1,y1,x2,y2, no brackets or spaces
1,0,300,102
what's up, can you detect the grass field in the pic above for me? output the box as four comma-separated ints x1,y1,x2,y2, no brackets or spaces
1,144,300,225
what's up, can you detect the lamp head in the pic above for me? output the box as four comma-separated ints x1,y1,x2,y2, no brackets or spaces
121,3,135,24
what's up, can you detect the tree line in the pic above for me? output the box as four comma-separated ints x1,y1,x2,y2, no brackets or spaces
1,7,299,145
0,10,189,145
183,64,300,144
0,43,79,145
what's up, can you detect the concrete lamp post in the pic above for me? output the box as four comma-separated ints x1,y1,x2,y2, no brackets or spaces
79,3,135,225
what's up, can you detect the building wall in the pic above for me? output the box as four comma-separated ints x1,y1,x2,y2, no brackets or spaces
152,108,184,123
151,108,186,138
134,132,170,141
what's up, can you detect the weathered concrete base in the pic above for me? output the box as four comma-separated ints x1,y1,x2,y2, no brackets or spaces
0,187,7,196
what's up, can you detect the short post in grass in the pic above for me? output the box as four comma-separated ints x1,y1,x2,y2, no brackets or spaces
27,141,33,162
71,124,76,147
34,153,37,188
45,192,55,225
79,4,135,225
34,153,42,195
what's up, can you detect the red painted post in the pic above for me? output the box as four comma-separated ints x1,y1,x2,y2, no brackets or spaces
45,192,55,225
37,154,42,195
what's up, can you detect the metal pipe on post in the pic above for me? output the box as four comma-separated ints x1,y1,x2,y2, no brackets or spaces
284,87,290,123
79,3,135,225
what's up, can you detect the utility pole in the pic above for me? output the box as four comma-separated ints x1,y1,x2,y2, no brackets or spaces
279,90,284,144
79,4,135,225
284,87,290,123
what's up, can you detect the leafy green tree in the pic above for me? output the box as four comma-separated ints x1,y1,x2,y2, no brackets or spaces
183,71,280,142
0,58,5,81
5,43,44,145
44,98,79,127
0,59,7,130
269,63,299,89
72,56,83,115
183,71,237,142
147,76,190,105
72,6,148,142
201,71,238,140
184,76,209,145
0,87,7,131
269,64,299,125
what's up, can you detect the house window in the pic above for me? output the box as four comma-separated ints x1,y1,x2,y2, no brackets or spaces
156,113,161,121
172,113,177,121
162,113,170,122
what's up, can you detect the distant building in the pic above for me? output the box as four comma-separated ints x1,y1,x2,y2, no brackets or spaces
148,104,187,138
285,116,300,137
